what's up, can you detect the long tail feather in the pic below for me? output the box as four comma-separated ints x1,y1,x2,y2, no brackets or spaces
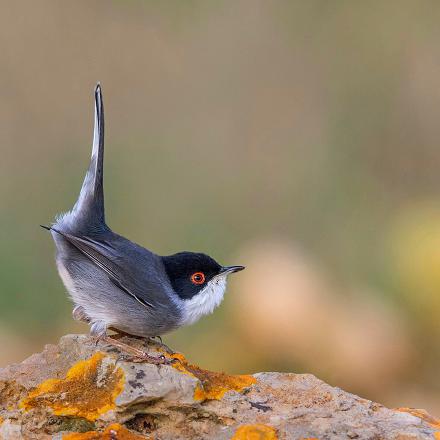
64,84,106,231
90,83,105,214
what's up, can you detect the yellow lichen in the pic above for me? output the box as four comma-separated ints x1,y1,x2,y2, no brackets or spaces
63,423,146,439
20,353,124,421
168,352,256,401
231,424,278,439
0,416,3,425
193,383,206,401
396,407,440,429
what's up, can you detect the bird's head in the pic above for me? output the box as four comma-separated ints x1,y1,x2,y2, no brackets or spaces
162,252,244,325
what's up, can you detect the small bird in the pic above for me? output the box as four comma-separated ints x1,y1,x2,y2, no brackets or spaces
42,84,244,363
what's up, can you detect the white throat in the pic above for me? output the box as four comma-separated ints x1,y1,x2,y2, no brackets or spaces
180,275,228,326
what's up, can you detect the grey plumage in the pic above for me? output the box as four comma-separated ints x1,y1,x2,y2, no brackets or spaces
44,85,244,343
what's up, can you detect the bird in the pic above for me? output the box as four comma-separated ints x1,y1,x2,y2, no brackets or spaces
42,84,244,363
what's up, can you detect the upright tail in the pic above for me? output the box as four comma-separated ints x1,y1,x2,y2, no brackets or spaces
57,84,107,232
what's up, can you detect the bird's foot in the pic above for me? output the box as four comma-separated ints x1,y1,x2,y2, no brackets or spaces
101,335,174,365
117,352,173,365
108,329,174,355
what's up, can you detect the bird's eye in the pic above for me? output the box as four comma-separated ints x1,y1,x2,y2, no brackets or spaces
190,272,205,285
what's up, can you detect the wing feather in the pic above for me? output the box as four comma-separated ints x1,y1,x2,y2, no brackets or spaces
50,227,155,309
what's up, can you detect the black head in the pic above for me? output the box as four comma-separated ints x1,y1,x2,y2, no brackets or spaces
162,252,244,300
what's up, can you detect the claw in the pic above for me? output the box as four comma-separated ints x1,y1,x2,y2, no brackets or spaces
148,336,174,355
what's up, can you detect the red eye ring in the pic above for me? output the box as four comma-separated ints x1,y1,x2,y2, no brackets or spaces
190,272,205,285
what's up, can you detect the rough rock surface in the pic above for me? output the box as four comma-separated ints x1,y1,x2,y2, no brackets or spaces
0,334,438,439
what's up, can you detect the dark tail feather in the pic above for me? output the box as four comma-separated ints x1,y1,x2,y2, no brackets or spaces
69,84,106,228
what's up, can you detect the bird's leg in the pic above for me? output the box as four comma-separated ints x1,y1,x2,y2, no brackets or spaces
90,320,108,346
108,327,143,340
90,321,172,365
108,328,173,355
102,336,173,365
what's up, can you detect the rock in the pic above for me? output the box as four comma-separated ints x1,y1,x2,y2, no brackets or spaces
0,335,438,439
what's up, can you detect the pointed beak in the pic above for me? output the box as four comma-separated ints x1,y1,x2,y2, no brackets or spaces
219,265,245,275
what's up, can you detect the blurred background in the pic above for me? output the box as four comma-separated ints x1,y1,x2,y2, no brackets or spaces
1,0,440,415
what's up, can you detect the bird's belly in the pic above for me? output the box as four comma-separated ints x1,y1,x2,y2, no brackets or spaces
57,260,76,295
56,256,179,338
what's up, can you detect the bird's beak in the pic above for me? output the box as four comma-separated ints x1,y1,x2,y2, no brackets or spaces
219,265,245,275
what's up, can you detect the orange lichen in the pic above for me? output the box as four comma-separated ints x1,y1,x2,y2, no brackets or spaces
231,424,278,439
168,352,256,401
20,353,124,421
396,407,440,429
63,423,146,439
434,432,440,440
0,416,3,425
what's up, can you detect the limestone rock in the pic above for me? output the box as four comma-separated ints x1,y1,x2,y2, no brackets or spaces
0,334,438,439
